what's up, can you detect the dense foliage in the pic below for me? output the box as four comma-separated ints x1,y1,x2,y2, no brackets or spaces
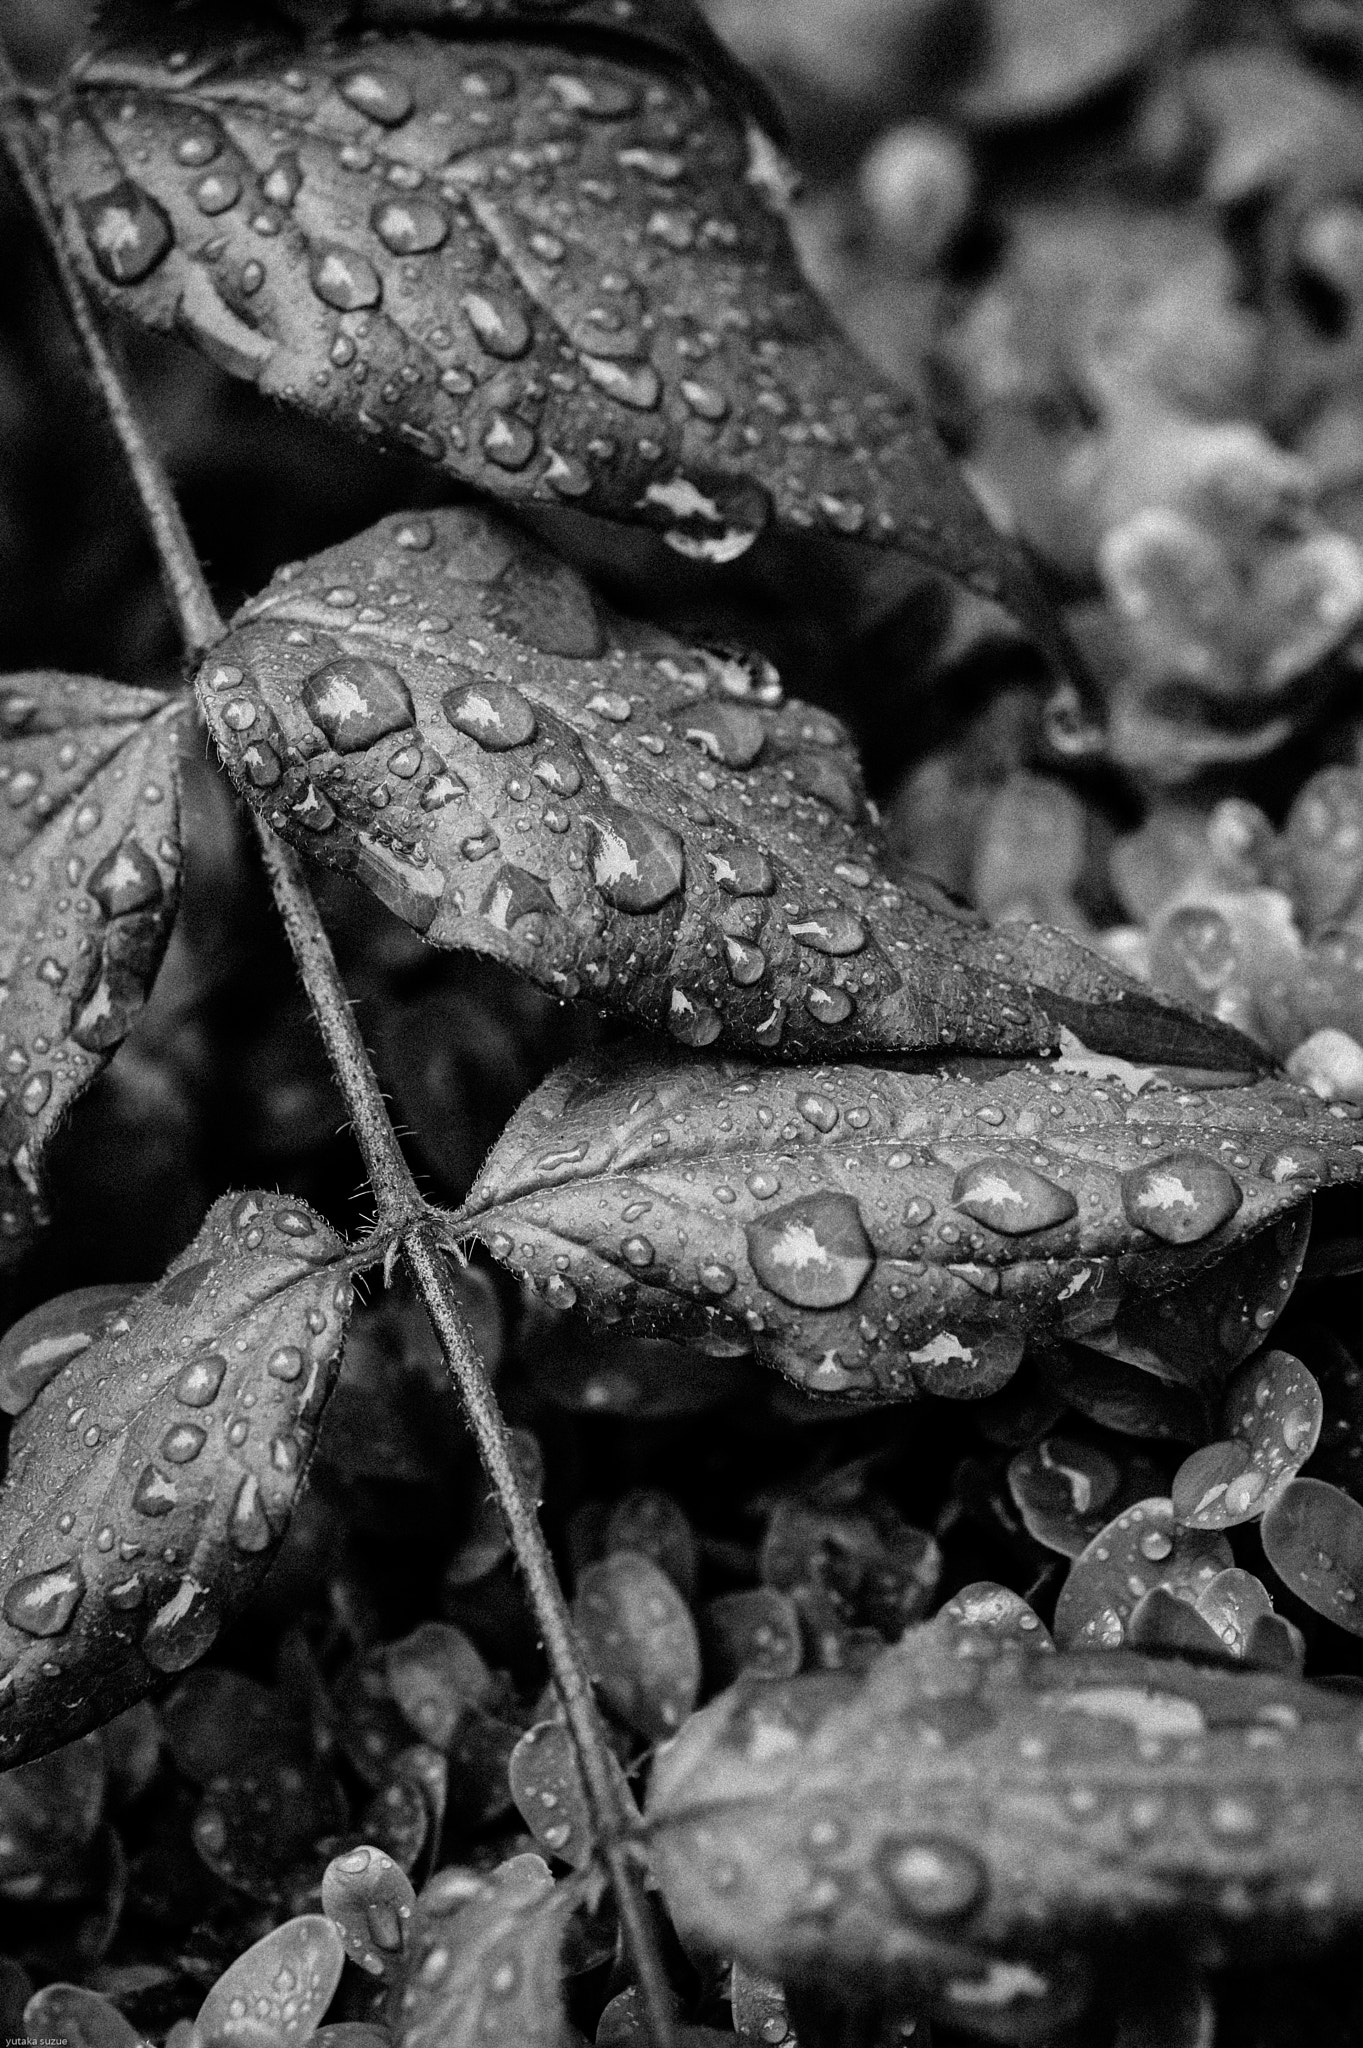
7,3,1363,2046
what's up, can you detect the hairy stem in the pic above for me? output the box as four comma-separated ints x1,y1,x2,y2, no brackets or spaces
0,45,672,2041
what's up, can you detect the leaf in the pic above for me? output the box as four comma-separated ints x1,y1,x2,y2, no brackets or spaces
1008,1430,1167,1558
0,1285,141,1416
0,673,184,1266
0,1190,353,1767
192,1750,349,1905
195,1914,345,2048
458,1043,1363,1402
645,1620,1363,2031
50,5,1049,634
701,1587,802,1686
1261,1477,1363,1638
23,1983,142,2048
938,1580,1055,1654
321,1844,419,1976
573,1548,701,1740
1053,1498,1232,1650
387,1854,574,2048
1171,1349,1323,1530
509,1716,631,1868
384,1620,495,1746
186,509,1233,1066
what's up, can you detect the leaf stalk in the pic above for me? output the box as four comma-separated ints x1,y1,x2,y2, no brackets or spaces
0,41,674,2047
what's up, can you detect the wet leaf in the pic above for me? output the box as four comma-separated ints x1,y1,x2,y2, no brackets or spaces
387,1854,573,2048
938,1580,1055,1654
1037,1341,1209,1440
0,1285,140,1418
51,6,1051,634
1008,1429,1167,1557
1261,1477,1363,1637
189,510,1233,1066
192,1752,348,1905
0,673,184,1266
701,1587,803,1686
1126,1584,1232,1661
646,1620,1363,2030
603,1488,697,1600
0,1733,105,1902
508,1715,630,1868
162,1666,310,1783
384,1620,495,1747
23,1983,141,2048
322,1844,418,1977
460,1043,1363,1401
0,1191,353,1767
195,1914,345,2048
1172,1350,1323,1529
1053,1498,1232,1650
1074,1208,1312,1400
572,1548,701,1740
1193,1566,1278,1660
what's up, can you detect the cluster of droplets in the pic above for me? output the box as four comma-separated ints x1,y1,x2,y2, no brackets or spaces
59,19,1008,576
469,1046,1358,1404
202,510,971,1056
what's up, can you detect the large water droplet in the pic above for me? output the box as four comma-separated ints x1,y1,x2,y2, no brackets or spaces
668,989,721,1046
1121,1154,1243,1244
141,1575,221,1672
581,355,661,409
746,1193,874,1308
88,839,162,917
482,413,537,470
952,1160,1078,1236
442,677,538,750
876,1834,987,1921
787,908,866,956
805,984,854,1026
302,656,415,751
681,702,766,768
2,1560,84,1637
229,1474,273,1553
723,937,766,985
706,845,775,896
372,197,449,254
310,247,383,311
589,809,685,912
339,67,415,125
462,291,532,359
79,181,174,286
174,1353,227,1407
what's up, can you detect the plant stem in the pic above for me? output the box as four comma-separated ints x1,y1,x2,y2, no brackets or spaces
0,47,672,2043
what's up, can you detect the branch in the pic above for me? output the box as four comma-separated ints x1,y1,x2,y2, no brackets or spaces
0,42,674,2044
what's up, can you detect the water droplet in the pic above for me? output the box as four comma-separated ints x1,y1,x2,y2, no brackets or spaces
805,984,854,1026
373,197,449,254
482,413,538,469
88,839,162,917
443,678,538,750
19,1073,51,1117
1121,1154,1243,1244
669,988,722,1046
746,1193,874,1308
132,1465,178,1517
262,152,302,207
706,845,775,896
580,355,661,409
796,1093,839,1132
2,1560,84,1637
339,67,415,125
877,1834,987,1920
141,1575,221,1672
787,909,866,956
302,655,415,751
160,1423,206,1464
952,1160,1078,1235
1139,1529,1174,1562
175,126,221,167
174,1353,227,1407
724,937,766,985
682,702,766,768
79,181,174,285
229,1474,273,1553
310,247,383,311
589,809,685,911
463,291,531,359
